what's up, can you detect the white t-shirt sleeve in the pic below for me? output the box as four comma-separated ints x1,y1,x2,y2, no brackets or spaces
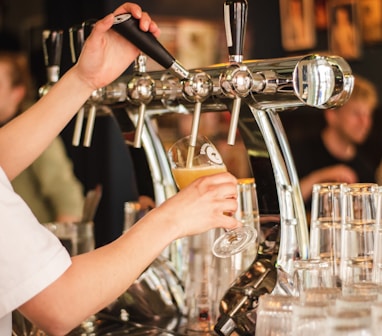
0,166,71,318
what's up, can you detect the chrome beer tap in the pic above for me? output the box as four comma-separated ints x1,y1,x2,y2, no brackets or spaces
39,29,63,97
221,0,253,146
112,13,214,154
69,23,86,146
126,53,155,148
181,70,213,154
69,20,125,147
81,20,98,147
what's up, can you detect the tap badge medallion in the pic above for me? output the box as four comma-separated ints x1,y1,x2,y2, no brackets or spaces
200,143,223,165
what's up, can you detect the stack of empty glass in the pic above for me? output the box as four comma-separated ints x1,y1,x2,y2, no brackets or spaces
255,183,382,335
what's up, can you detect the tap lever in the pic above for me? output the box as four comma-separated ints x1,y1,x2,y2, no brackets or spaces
39,29,64,97
227,97,241,145
41,29,64,69
83,104,96,147
113,14,189,79
224,0,248,63
134,103,146,148
126,55,155,148
223,0,248,144
72,107,85,146
69,24,86,146
69,24,84,63
189,101,202,148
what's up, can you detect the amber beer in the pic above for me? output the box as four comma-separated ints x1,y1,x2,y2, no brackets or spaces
172,164,227,190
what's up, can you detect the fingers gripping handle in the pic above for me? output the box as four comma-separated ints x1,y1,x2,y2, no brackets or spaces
112,14,189,79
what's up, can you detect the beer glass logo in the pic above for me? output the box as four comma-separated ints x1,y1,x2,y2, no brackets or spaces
201,143,223,165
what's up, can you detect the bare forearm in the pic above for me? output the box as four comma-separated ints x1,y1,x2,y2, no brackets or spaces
0,67,93,180
19,207,177,335
19,172,240,335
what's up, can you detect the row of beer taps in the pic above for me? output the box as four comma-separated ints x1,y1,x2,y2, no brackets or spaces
38,0,353,153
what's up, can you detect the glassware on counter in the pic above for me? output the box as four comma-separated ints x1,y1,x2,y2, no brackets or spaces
292,259,335,296
340,183,378,289
310,182,344,286
255,294,297,336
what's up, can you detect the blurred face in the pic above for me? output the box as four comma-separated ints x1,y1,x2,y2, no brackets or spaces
0,61,23,124
329,98,374,145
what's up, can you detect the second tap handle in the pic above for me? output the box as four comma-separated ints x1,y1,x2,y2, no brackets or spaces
112,14,189,79
42,29,64,67
224,0,248,63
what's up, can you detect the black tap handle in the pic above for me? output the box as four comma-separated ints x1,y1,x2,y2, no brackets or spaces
42,29,64,67
69,24,84,63
112,14,188,77
83,19,97,39
224,0,248,62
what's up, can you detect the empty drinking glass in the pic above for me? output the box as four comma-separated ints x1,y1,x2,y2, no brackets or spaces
373,186,382,285
310,182,344,285
340,183,378,288
292,259,335,296
300,287,341,304
255,294,297,336
292,301,329,335
327,308,372,336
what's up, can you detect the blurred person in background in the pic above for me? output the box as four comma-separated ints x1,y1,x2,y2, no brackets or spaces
0,49,85,223
291,74,378,208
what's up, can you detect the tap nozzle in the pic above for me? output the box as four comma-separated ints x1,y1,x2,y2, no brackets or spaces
126,54,155,148
181,71,213,150
220,65,253,145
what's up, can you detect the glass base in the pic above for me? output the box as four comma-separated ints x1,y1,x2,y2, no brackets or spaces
212,226,257,258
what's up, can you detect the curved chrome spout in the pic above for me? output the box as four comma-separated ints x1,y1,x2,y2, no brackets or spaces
252,107,308,261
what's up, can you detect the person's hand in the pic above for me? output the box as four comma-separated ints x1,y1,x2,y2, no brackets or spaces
316,164,358,183
300,164,358,201
151,172,240,239
139,195,155,210
75,3,160,90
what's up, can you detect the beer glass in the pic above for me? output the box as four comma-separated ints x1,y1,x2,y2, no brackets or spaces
167,135,257,258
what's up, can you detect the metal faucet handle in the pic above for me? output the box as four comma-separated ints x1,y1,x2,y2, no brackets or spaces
224,0,248,63
112,14,189,79
41,29,64,68
69,24,84,64
39,29,63,97
126,54,155,148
